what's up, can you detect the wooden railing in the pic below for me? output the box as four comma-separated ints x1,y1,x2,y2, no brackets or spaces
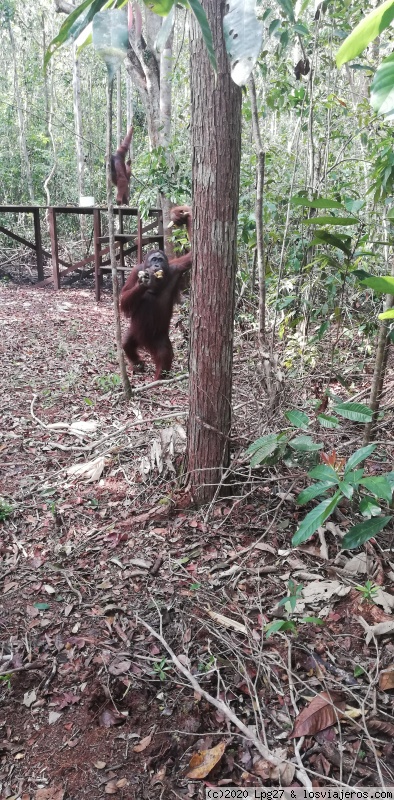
0,205,164,301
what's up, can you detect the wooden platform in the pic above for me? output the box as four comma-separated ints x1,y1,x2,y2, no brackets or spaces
0,205,164,301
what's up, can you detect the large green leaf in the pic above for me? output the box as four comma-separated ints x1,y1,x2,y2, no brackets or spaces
246,434,280,466
45,0,107,66
336,0,394,68
341,516,392,550
359,476,393,503
289,435,323,452
223,0,263,86
155,6,176,51
291,197,346,210
317,414,340,429
143,0,175,14
296,481,336,506
276,0,295,22
310,231,351,256
361,275,394,294
292,491,342,547
284,410,310,430
344,444,376,474
187,0,217,72
379,308,394,319
307,464,339,484
303,216,358,226
333,402,373,423
371,54,394,118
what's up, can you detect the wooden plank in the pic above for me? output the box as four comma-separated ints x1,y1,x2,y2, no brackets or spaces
93,208,102,302
33,208,44,281
48,208,60,290
0,224,37,250
0,205,42,213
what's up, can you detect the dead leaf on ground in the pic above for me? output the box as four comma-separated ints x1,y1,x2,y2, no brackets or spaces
379,665,394,691
358,617,394,644
67,455,107,482
133,731,154,752
108,659,131,676
207,610,247,634
35,789,64,800
254,749,295,786
291,691,346,738
104,781,118,795
186,740,227,779
99,707,126,728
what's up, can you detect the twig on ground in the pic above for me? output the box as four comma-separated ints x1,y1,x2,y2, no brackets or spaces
138,614,279,765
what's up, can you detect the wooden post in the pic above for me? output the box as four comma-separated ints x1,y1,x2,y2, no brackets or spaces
48,207,60,290
137,211,142,264
33,208,44,281
118,209,125,285
93,208,102,302
157,209,164,251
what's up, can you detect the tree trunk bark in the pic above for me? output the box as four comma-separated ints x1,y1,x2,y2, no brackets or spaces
187,0,242,504
106,75,132,403
8,20,34,202
248,75,265,346
160,28,174,256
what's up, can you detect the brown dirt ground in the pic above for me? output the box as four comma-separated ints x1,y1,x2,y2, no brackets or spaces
1,278,394,800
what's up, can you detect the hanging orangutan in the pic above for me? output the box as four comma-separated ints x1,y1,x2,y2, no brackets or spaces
111,125,134,205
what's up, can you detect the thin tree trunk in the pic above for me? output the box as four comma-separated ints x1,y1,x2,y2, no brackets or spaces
106,75,132,402
187,0,242,504
160,28,174,256
363,257,394,446
248,75,265,346
8,20,34,202
116,67,122,147
42,15,57,207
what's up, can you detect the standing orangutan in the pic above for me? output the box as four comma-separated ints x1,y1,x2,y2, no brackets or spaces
111,125,134,205
120,205,192,380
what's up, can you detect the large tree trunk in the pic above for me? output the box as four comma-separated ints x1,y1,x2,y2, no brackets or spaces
187,0,242,504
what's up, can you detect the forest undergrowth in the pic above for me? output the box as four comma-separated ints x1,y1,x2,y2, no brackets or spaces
1,280,394,799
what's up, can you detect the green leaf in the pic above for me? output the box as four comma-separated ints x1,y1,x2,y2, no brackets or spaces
291,197,346,210
223,0,263,86
155,6,176,51
296,481,336,505
188,0,217,73
379,308,394,319
45,0,106,66
317,414,339,428
361,275,394,294
302,616,324,625
276,0,295,22
265,619,297,638
246,434,280,466
294,22,309,35
344,444,376,474
341,516,392,550
289,435,323,452
338,481,354,500
371,53,394,118
143,0,174,14
269,18,281,35
284,409,310,430
359,496,382,518
246,433,279,456
34,603,49,610
333,402,373,423
292,491,342,547
345,469,365,487
303,216,358,226
308,464,339,484
336,0,394,68
359,476,393,502
309,230,351,256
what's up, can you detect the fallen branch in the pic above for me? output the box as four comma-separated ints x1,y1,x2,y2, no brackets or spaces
138,615,279,765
